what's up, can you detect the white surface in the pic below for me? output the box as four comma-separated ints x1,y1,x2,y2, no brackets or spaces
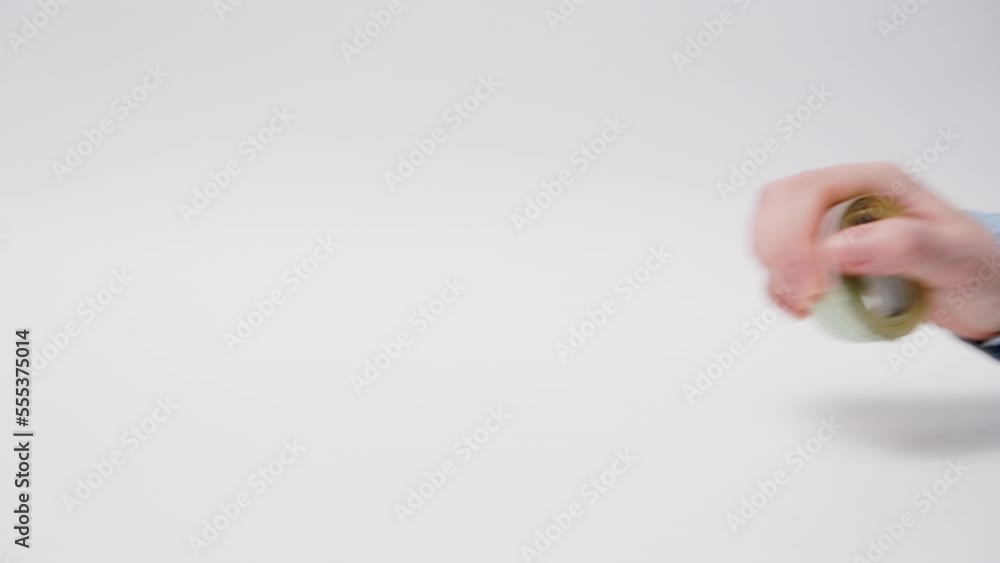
2,0,1000,561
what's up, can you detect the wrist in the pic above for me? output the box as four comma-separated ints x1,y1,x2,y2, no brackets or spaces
955,212,1000,344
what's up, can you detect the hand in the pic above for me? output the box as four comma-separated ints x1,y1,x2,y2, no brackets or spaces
752,162,1000,342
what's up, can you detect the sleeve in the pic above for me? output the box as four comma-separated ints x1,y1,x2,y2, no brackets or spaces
965,213,1000,359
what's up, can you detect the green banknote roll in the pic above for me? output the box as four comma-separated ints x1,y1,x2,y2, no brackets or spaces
812,196,928,341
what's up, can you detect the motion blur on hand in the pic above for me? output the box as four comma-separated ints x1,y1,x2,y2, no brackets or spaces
751,162,1000,342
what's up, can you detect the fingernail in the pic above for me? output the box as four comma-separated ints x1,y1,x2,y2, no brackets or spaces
779,266,827,311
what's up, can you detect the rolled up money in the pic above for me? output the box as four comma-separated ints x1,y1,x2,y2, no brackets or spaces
812,196,927,341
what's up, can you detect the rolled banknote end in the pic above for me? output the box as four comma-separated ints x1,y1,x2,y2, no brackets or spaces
812,196,927,341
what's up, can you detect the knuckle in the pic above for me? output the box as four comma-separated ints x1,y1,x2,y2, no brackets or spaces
875,161,904,177
898,223,926,257
876,161,916,187
759,179,792,204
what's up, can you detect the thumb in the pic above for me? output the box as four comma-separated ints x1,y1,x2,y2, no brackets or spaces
822,217,946,281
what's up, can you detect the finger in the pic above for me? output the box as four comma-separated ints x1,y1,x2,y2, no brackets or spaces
752,162,931,308
822,217,943,280
768,277,809,319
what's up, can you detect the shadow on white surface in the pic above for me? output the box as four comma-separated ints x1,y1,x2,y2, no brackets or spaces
808,395,1000,456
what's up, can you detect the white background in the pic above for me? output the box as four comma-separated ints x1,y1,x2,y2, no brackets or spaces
2,0,1000,561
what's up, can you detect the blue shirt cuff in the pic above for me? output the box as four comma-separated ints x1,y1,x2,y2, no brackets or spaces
966,213,1000,359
